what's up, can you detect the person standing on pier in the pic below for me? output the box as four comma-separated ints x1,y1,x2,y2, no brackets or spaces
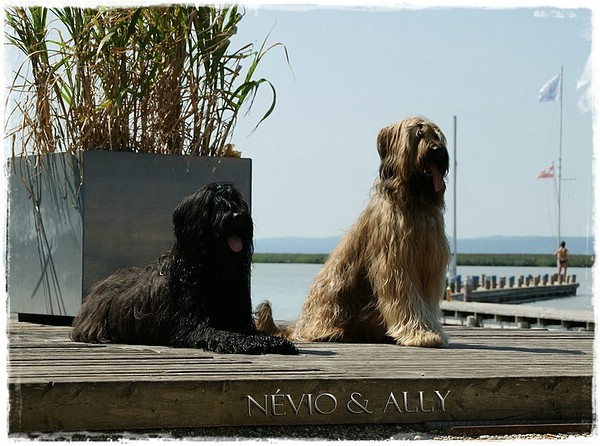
554,241,569,281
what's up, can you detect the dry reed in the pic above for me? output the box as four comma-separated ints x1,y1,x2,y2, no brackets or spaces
5,5,287,158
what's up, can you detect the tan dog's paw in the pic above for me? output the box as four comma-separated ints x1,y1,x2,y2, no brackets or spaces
398,330,448,348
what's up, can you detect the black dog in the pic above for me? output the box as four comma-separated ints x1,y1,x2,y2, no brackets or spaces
70,182,298,355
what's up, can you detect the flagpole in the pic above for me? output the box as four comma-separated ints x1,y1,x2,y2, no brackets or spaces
538,68,564,245
449,115,457,280
557,65,563,248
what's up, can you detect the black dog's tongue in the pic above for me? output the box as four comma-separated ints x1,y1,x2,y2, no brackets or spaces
228,235,243,253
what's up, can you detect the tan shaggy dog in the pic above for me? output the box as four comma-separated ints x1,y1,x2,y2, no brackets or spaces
256,116,450,347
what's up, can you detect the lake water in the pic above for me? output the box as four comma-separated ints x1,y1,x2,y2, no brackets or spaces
250,263,595,322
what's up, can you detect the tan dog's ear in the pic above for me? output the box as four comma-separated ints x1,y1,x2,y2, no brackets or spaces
376,125,390,161
377,125,397,182
377,120,413,183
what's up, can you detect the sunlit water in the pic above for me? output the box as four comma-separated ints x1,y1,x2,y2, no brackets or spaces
251,263,594,322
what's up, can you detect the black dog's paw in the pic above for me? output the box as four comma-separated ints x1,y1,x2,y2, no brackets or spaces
201,333,298,355
268,336,299,355
241,334,299,355
206,337,236,354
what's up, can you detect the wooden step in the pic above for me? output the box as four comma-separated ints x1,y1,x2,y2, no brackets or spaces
7,320,593,433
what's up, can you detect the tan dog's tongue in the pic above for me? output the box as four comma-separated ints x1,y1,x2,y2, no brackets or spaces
430,165,442,193
228,235,243,253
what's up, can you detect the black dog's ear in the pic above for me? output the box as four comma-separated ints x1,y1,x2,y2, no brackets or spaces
172,195,190,229
173,189,197,228
172,184,215,240
172,195,193,242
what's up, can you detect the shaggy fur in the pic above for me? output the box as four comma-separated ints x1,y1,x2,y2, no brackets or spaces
257,116,450,347
71,182,298,355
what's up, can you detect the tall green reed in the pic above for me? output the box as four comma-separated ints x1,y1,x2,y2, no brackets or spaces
5,5,286,157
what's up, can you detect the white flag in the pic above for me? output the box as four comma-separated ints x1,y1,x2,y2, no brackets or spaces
538,72,561,102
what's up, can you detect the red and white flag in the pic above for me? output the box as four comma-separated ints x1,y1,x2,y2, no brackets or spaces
536,165,554,179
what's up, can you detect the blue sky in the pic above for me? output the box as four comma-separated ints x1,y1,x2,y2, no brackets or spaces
229,1,596,241
1,0,596,243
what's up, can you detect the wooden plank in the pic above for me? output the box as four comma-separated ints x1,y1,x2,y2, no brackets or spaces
441,301,593,322
7,321,594,433
441,300,594,330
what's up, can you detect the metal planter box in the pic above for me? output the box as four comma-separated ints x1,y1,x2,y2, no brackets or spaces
6,151,251,320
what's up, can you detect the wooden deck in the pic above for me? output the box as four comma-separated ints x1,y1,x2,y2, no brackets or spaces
7,319,594,434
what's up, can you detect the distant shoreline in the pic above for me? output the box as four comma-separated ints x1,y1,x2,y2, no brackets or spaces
253,253,594,268
256,235,595,257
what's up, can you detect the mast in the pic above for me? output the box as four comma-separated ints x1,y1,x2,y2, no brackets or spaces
557,65,564,248
449,115,457,279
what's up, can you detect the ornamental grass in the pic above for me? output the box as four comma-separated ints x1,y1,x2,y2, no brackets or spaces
5,5,287,158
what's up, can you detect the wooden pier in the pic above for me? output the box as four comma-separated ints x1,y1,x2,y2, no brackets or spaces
456,283,580,305
448,273,580,305
7,319,594,435
441,300,594,330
